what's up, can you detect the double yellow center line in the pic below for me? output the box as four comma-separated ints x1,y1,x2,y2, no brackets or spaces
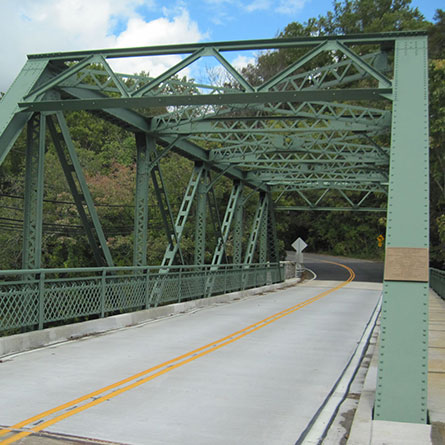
0,261,354,444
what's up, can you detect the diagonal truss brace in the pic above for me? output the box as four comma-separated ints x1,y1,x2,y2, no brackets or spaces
160,164,205,267
47,112,114,267
151,161,186,265
150,164,205,307
205,181,244,296
244,193,268,266
211,181,243,267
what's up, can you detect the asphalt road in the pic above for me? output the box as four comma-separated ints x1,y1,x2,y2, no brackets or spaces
287,252,384,283
0,273,381,445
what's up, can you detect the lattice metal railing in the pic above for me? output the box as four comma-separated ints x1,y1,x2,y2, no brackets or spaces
0,263,284,334
430,268,445,300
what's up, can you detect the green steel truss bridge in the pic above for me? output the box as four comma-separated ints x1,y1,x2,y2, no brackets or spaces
0,32,430,425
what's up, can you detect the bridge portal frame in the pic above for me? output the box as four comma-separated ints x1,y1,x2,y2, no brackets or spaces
0,32,430,424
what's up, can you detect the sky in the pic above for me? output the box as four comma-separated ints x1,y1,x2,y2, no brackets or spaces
0,0,441,93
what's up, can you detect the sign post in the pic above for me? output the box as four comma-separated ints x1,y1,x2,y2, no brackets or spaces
291,237,307,277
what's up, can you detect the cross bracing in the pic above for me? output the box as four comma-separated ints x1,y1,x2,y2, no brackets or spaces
0,31,411,260
0,32,431,425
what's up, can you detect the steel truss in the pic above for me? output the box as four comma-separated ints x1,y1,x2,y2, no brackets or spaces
0,31,430,424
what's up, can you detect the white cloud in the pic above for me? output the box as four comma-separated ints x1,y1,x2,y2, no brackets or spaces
231,55,255,71
203,0,235,4
111,9,206,77
244,0,271,13
244,0,307,14
0,1,205,93
276,0,307,15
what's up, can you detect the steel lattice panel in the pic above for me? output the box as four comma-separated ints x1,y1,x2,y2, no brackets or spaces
0,284,39,330
104,276,146,313
44,279,102,323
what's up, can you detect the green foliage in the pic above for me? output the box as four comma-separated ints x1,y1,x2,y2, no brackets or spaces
429,58,445,267
255,1,443,265
319,0,427,34
0,0,443,269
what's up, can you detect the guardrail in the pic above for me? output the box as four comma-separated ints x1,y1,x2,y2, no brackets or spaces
430,267,445,300
0,263,284,335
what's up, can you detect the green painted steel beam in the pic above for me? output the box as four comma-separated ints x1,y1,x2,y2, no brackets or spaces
152,73,391,131
48,118,106,267
24,56,98,101
160,164,204,267
47,112,114,267
217,155,387,166
76,51,388,101
259,202,268,264
209,140,389,163
211,181,243,266
22,114,46,270
244,193,267,265
158,136,267,192
334,41,392,88
233,190,244,265
275,206,386,212
133,133,153,267
156,120,385,135
248,171,387,183
0,60,49,165
27,31,426,62
375,36,430,424
58,87,267,192
266,192,280,265
56,111,114,267
194,168,209,265
151,160,185,265
18,88,392,112
155,103,391,130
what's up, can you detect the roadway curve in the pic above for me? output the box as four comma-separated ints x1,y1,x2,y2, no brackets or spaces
0,260,382,445
287,252,384,283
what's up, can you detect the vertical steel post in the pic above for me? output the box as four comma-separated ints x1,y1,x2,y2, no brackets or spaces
194,168,208,265
233,189,244,265
22,114,46,270
100,270,106,317
259,199,268,264
375,36,430,424
133,133,153,266
38,272,45,329
145,268,151,309
266,191,281,280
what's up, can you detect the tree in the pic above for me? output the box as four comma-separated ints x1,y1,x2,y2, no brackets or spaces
242,1,444,264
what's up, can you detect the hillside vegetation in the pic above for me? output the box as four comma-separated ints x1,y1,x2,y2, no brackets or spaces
0,0,443,269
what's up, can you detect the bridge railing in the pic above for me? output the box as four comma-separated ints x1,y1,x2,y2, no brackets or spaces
0,263,284,335
430,267,445,300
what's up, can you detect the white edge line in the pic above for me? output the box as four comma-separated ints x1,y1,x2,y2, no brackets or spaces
302,267,318,282
297,292,383,445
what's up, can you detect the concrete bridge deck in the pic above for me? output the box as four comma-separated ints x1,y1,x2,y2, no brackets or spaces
0,260,382,445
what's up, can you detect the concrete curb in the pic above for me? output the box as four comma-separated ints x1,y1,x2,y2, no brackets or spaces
299,294,382,444
347,320,433,445
0,278,300,358
347,324,380,444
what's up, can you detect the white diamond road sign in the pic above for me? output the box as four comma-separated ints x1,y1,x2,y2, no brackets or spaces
291,237,307,253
